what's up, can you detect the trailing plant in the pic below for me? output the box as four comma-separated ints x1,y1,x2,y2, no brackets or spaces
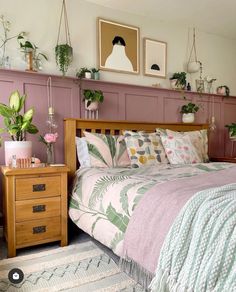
225,123,236,137
83,89,104,107
0,90,38,145
180,102,199,114
170,72,187,88
55,44,73,75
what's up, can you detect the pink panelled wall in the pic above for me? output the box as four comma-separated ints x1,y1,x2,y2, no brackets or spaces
1,68,236,166
0,68,236,213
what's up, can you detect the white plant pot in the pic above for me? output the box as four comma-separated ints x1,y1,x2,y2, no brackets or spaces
182,113,195,123
4,141,32,166
170,79,185,90
187,61,200,73
85,72,92,79
229,132,236,141
85,100,99,111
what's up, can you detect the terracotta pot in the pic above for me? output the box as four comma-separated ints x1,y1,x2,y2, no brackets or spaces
85,100,99,111
4,141,32,166
182,113,195,123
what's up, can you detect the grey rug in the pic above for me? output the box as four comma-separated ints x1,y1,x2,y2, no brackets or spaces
0,241,145,291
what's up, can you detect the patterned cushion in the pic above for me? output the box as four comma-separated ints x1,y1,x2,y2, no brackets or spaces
161,134,202,164
83,131,130,168
165,129,209,162
123,131,169,168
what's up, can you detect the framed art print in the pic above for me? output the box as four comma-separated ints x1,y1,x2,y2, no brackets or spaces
144,38,167,78
98,18,140,74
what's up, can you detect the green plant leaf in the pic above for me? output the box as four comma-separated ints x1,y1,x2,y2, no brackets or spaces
0,103,14,118
106,203,129,232
23,108,34,122
9,90,21,112
27,124,38,134
18,94,26,112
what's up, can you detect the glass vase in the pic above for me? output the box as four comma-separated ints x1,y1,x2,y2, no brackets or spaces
46,143,55,164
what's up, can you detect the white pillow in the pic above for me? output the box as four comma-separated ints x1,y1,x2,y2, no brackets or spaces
75,137,91,167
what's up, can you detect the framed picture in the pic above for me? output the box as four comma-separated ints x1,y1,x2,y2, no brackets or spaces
144,38,167,78
97,18,140,74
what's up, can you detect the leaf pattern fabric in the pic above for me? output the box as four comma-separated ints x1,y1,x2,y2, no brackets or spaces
123,131,169,168
83,131,130,168
69,163,233,256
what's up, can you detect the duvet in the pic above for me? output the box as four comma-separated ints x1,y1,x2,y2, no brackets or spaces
69,162,234,257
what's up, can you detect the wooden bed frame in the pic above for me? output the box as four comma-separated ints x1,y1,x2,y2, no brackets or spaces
64,118,208,180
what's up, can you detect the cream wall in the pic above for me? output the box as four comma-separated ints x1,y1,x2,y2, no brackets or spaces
1,0,236,94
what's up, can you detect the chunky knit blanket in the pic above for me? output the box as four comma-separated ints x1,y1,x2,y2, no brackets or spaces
150,183,236,292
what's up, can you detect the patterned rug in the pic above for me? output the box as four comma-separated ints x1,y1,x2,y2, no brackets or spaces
0,241,145,291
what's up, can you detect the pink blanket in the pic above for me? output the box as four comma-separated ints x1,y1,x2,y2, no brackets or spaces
122,166,236,276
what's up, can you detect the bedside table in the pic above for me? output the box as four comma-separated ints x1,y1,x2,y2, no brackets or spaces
210,157,236,163
1,165,70,257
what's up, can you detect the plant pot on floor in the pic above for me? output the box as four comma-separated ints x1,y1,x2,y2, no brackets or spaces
182,113,195,123
5,141,32,166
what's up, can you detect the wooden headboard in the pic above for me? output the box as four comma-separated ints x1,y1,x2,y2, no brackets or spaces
64,118,208,180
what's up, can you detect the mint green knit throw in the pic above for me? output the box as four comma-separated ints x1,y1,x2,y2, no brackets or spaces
150,183,236,292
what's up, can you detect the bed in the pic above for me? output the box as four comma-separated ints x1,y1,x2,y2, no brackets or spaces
64,118,236,291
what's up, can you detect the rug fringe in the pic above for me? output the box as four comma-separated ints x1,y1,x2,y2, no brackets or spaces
119,256,154,291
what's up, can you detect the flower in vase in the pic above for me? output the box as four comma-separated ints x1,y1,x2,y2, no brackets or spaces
39,132,58,164
44,133,58,143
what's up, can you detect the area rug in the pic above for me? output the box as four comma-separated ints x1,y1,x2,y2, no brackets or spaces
0,241,145,291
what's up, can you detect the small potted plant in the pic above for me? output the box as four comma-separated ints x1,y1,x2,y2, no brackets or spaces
83,89,104,111
76,67,91,79
170,72,187,90
0,90,39,165
91,68,100,80
225,123,236,140
180,101,199,123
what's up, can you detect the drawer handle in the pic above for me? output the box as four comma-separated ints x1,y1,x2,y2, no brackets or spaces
32,204,46,213
33,184,46,192
33,225,46,234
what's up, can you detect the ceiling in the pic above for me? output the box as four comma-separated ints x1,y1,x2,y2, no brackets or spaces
85,0,236,40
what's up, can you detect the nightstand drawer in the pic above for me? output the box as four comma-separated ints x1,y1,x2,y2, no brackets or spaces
16,197,61,222
16,176,61,200
16,216,61,246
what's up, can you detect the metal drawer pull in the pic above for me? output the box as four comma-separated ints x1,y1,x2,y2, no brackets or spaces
33,184,46,192
33,225,46,234
32,204,46,213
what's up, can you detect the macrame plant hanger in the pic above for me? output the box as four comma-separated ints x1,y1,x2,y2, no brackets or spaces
187,28,201,74
55,0,73,75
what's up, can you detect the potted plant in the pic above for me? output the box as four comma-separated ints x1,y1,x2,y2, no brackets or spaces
180,101,199,123
170,72,187,90
225,123,236,140
217,85,230,97
91,68,100,80
76,67,91,79
0,90,39,165
83,89,104,111
55,0,73,76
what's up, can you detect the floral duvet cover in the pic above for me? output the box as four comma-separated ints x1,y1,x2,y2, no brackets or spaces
69,163,233,256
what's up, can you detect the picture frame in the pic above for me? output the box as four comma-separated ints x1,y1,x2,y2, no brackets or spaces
143,38,167,78
97,18,140,75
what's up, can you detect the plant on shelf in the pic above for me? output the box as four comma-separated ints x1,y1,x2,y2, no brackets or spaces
180,100,200,123
0,90,39,165
217,85,230,97
91,68,100,80
55,0,73,76
83,89,104,111
225,123,236,140
76,67,91,79
18,37,48,71
170,72,187,90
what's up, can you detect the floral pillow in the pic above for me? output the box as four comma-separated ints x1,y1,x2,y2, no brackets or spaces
83,131,130,168
161,134,202,164
165,129,208,162
123,131,169,168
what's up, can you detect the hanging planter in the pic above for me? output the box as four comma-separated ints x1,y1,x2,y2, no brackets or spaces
187,28,201,74
55,0,73,76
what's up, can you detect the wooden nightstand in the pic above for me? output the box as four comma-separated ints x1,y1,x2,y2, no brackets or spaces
210,157,236,163
1,165,70,257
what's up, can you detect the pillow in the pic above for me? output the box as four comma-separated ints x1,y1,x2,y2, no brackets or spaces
161,134,202,164
83,131,130,168
75,137,91,167
123,131,169,168
165,129,208,162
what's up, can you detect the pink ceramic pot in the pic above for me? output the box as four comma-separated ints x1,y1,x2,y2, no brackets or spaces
4,141,32,166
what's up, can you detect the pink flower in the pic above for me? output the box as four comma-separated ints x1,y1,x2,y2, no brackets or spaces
44,133,58,143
